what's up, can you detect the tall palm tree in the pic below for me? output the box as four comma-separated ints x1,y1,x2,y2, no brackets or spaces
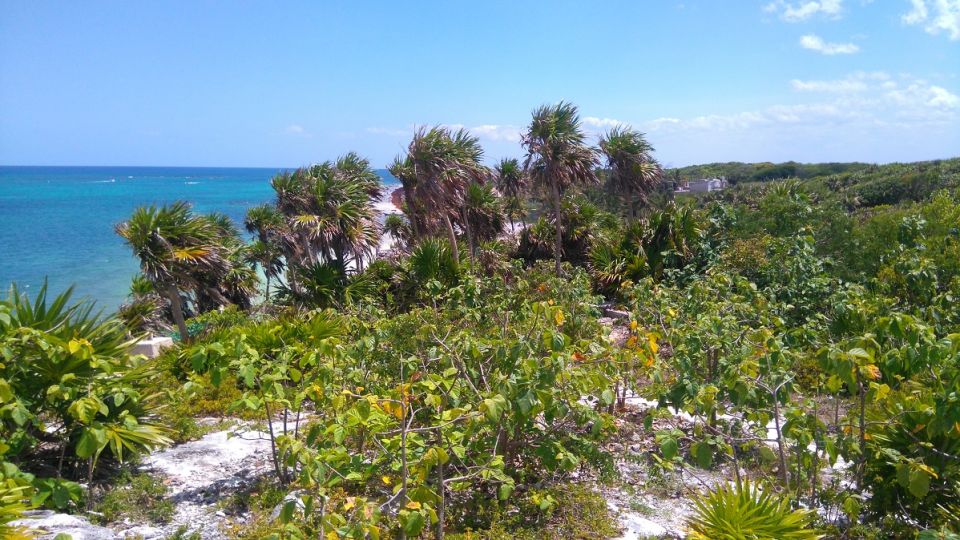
493,158,528,231
599,126,662,219
116,202,228,342
393,126,487,264
245,239,285,302
461,180,504,259
522,102,598,275
388,155,429,240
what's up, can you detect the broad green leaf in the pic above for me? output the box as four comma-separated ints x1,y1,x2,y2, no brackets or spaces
660,437,678,460
908,468,931,499
691,441,713,468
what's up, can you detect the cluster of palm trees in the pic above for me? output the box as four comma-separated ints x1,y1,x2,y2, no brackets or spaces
388,102,662,276
245,152,384,302
522,102,661,275
116,101,663,335
115,201,255,341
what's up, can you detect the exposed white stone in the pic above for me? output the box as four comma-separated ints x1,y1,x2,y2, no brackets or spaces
12,510,117,540
131,336,174,358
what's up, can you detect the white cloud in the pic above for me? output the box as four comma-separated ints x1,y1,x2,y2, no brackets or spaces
799,34,860,54
467,124,522,142
887,82,960,108
687,112,769,130
582,117,625,129
765,0,844,21
929,85,960,107
792,78,867,92
902,0,960,40
285,124,309,136
791,71,889,93
903,0,929,24
647,117,682,130
643,72,956,137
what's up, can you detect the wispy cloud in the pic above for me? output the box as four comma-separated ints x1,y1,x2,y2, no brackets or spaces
791,71,888,92
902,0,960,40
467,124,522,142
764,0,844,21
366,123,521,143
643,72,957,135
582,117,625,129
799,34,860,54
365,126,411,137
285,124,311,137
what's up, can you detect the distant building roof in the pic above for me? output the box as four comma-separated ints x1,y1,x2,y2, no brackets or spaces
676,176,727,193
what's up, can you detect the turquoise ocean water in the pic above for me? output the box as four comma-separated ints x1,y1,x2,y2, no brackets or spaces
0,166,399,312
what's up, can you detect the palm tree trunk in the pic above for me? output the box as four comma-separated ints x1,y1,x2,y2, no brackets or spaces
461,207,475,264
551,179,563,276
443,214,460,265
164,285,191,344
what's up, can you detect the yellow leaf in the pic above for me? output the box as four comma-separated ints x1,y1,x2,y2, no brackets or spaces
405,501,422,510
554,310,565,326
326,532,339,540
647,334,659,355
382,475,392,486
343,497,356,511
629,320,638,332
172,246,210,261
862,364,881,381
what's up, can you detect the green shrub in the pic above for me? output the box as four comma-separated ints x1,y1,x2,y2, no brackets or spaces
687,479,820,540
0,283,172,486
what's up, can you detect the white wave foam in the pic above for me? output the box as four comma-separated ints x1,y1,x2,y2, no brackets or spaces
374,200,399,214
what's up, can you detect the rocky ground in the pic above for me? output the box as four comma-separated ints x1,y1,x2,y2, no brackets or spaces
15,406,714,540
13,419,285,539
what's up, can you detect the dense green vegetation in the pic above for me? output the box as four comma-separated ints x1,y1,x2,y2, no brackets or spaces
667,160,874,185
3,102,959,539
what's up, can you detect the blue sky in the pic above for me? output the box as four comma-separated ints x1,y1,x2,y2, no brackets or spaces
1,1,957,168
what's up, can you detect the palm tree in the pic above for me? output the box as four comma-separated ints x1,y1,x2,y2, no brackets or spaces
116,202,229,342
383,213,413,252
265,154,383,282
599,126,662,219
181,213,260,312
461,180,504,259
245,240,285,302
388,156,429,240
522,102,598,275
394,126,487,264
492,158,528,231
245,203,286,244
